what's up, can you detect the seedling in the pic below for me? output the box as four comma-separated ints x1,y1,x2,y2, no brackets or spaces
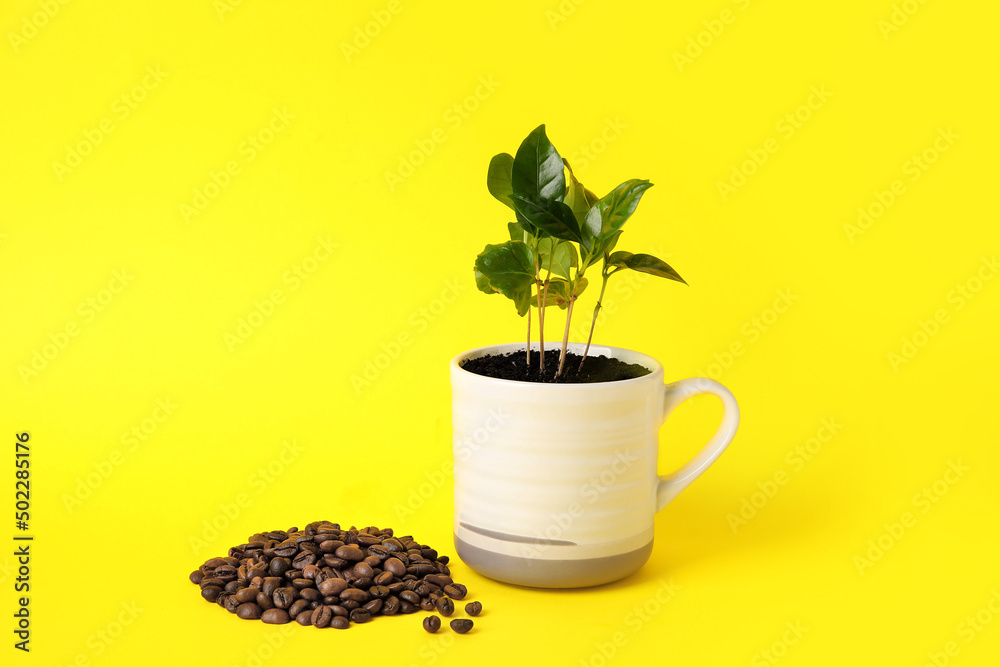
475,125,686,379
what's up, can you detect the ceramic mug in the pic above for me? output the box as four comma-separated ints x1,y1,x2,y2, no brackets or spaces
451,342,740,588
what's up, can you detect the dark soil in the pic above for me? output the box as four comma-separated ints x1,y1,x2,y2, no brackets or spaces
460,350,651,383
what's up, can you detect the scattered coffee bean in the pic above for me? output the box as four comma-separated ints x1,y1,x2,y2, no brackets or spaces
436,597,455,616
443,583,467,600
423,615,442,633
349,608,371,624
236,603,263,620
201,586,222,603
310,606,333,628
261,608,290,624
465,601,483,616
450,619,474,634
289,599,310,618
189,520,477,633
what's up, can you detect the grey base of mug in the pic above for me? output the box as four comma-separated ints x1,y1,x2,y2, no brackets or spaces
454,535,653,588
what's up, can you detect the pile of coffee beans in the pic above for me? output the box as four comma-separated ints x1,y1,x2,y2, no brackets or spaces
189,521,479,632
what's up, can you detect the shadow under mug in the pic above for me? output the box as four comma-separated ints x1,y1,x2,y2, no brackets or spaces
451,343,740,588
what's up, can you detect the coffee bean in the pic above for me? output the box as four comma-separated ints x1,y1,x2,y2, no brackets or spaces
235,588,258,604
261,609,290,624
323,556,348,569
367,545,390,559
339,588,370,604
201,586,222,603
191,521,472,631
384,557,406,577
450,619,474,634
382,596,400,615
382,537,404,552
349,608,372,623
442,584,467,600
310,605,333,628
318,540,343,553
273,542,297,559
334,545,365,562
318,578,349,597
289,599,310,618
424,574,453,588
368,585,390,599
237,603,263,620
268,557,290,577
292,551,317,569
273,587,296,609
465,601,482,616
436,597,454,616
262,577,282,597
423,615,441,633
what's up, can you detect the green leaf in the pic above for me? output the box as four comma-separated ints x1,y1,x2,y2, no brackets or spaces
510,194,582,244
607,250,631,268
487,153,516,211
583,230,624,270
585,179,653,239
474,241,536,316
535,277,589,309
511,125,565,202
474,269,493,294
610,251,687,284
537,238,576,279
563,158,600,236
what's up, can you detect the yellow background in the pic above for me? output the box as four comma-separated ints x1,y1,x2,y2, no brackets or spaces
3,0,999,665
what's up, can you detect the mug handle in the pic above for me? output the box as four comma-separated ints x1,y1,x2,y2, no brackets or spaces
656,378,740,512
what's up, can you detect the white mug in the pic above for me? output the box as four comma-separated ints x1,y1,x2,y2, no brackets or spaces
451,342,740,588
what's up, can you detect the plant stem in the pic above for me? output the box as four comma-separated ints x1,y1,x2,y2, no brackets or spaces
579,271,610,373
539,249,555,372
526,307,531,366
556,294,576,378
533,251,545,371
556,275,578,379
